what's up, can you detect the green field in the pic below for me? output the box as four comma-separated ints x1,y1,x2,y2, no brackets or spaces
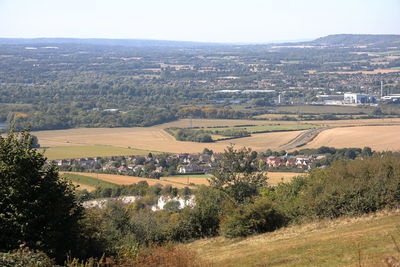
61,173,117,188
199,124,317,133
274,105,375,114
40,145,158,160
188,210,400,266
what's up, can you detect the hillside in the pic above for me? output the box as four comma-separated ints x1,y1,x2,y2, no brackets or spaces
309,34,400,47
187,209,400,267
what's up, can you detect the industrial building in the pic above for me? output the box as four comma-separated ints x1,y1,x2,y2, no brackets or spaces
343,93,375,104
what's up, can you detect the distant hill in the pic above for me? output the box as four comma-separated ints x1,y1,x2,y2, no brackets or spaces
308,34,400,47
0,38,221,47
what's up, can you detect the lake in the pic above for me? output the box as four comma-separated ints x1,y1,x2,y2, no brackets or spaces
0,122,7,129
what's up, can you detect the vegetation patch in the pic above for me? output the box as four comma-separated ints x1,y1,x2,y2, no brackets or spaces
61,173,117,188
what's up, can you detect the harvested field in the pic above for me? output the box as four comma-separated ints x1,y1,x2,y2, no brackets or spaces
301,125,400,151
64,172,190,188
306,118,400,126
218,130,305,151
33,126,305,155
160,172,303,187
267,172,305,185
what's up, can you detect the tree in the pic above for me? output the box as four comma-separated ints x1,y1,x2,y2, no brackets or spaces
209,145,268,203
0,130,83,262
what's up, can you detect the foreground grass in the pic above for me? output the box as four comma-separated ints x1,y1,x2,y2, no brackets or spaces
41,145,157,160
187,209,400,267
61,173,117,189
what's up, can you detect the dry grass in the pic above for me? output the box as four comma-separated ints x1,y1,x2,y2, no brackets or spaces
71,182,95,192
187,209,400,266
267,172,305,186
64,172,189,188
160,172,303,187
301,125,400,151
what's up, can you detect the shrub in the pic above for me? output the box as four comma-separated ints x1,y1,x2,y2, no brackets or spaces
0,246,54,267
220,198,286,238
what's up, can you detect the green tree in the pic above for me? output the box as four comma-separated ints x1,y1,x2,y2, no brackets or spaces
209,145,268,203
0,130,83,262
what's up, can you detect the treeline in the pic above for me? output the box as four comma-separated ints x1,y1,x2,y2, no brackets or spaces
76,181,192,203
166,128,213,143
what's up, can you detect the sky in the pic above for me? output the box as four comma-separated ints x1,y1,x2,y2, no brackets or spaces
0,0,399,43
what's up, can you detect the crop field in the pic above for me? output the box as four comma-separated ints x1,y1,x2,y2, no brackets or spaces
187,209,400,266
32,126,305,155
301,125,400,151
61,172,117,189
160,172,303,187
41,145,156,160
274,105,374,114
63,172,190,188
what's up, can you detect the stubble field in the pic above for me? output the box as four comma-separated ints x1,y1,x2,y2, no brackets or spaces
301,125,400,151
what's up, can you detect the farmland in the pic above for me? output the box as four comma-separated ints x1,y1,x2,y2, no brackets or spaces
61,172,117,191
300,125,400,151
32,123,305,155
32,116,400,160
187,209,400,267
161,172,304,187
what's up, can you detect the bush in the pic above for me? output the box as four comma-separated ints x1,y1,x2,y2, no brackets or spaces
301,155,400,219
220,198,286,238
0,246,54,267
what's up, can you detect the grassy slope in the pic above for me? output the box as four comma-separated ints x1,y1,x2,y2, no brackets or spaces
61,173,117,188
187,210,400,267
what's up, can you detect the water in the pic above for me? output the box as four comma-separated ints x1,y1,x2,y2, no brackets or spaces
0,122,6,129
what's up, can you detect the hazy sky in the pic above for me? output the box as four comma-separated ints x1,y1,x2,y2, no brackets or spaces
0,0,399,43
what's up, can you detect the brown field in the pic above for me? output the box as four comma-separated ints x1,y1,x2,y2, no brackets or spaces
32,125,304,154
160,172,303,187
301,125,400,151
65,172,190,188
267,172,305,185
302,117,400,127
160,176,210,186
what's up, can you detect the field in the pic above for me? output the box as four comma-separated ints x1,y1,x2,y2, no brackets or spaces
61,172,117,191
32,117,400,160
32,123,305,155
187,209,400,266
301,125,400,151
41,145,157,160
273,105,374,114
160,172,303,187
191,124,317,133
63,172,192,188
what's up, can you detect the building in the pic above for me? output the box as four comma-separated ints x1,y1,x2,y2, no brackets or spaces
343,93,375,104
381,94,400,103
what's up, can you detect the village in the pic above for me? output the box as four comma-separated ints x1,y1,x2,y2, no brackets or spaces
49,149,324,179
